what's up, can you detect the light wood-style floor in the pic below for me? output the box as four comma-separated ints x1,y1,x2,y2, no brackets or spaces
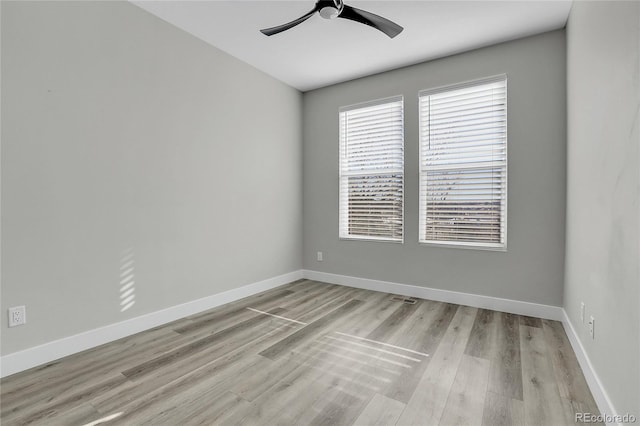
1,279,601,426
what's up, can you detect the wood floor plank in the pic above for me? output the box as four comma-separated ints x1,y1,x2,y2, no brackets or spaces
123,307,288,380
111,292,378,422
1,328,189,417
140,390,251,426
116,376,251,426
175,288,299,335
381,300,450,354
464,310,522,400
93,319,301,414
488,312,523,400
92,313,302,411
560,398,604,426
228,295,405,425
283,365,375,425
2,374,128,425
352,393,405,426
297,331,416,425
92,318,297,415
481,390,526,426
481,391,512,426
519,315,543,328
307,392,366,426
113,368,249,425
221,358,331,426
366,300,421,341
541,319,600,414
439,354,490,426
327,291,401,338
520,324,567,426
259,299,364,360
395,305,478,426
19,403,101,426
278,283,344,315
381,302,459,403
230,293,399,404
465,309,498,359
511,398,525,426
295,287,364,324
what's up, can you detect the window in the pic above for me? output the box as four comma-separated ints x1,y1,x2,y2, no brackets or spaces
419,76,507,249
339,96,404,242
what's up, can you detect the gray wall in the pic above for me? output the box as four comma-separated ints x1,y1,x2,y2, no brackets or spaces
565,1,639,415
1,1,302,355
303,30,567,306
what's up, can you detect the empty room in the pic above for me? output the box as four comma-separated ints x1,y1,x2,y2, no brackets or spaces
1,0,638,425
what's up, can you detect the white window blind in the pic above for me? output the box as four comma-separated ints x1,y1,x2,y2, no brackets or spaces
419,76,507,249
339,96,404,242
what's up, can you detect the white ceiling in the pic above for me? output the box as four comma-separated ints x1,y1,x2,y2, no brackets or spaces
133,1,572,91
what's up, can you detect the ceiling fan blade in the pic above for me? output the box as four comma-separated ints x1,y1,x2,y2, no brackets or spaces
338,5,403,38
260,7,318,36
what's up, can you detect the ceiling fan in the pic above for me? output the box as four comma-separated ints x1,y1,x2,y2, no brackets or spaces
260,0,403,39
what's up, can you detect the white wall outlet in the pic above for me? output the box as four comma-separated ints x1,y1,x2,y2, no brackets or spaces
588,315,595,339
8,306,26,327
580,302,585,323
317,251,323,262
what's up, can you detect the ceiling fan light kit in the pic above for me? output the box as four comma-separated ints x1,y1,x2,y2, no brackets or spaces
260,0,403,38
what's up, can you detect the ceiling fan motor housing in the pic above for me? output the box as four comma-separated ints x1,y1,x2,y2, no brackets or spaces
319,6,339,20
319,0,343,19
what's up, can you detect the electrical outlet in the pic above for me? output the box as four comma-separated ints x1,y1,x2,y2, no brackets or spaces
588,315,595,339
8,306,26,327
580,302,585,323
317,251,323,262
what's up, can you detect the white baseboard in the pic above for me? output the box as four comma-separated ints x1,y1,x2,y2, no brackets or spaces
303,269,564,320
561,311,619,425
2,267,613,425
0,270,303,378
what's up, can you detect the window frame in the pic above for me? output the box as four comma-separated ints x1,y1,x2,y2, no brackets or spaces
338,95,405,243
418,75,508,251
